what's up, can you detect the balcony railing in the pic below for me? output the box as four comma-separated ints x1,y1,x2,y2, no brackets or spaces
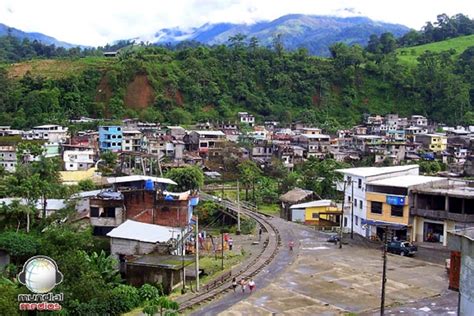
411,208,474,222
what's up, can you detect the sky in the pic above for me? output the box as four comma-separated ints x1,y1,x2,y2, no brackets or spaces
0,0,473,46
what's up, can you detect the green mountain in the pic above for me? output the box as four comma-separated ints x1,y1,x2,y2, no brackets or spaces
397,34,474,65
1,34,472,130
0,23,79,48
154,15,409,56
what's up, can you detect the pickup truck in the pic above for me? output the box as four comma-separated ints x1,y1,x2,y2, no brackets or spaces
387,241,417,256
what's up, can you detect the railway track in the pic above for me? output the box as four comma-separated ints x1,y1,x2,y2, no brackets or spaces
177,193,281,312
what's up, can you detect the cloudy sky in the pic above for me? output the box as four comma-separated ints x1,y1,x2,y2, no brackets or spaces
1,0,473,46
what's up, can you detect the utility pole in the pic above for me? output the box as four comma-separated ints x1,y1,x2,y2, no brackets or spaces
195,215,199,292
181,226,186,294
380,226,388,315
339,180,347,249
236,180,241,235
221,231,224,270
351,180,354,239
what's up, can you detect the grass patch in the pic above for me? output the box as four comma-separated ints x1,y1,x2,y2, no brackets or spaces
7,57,115,79
396,34,474,66
259,203,280,216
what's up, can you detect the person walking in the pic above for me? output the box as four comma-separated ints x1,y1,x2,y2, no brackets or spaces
248,279,255,293
228,237,234,251
239,279,246,293
288,240,294,251
232,277,238,293
258,227,262,241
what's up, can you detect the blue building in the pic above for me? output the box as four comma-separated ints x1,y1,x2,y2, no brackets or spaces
99,126,123,152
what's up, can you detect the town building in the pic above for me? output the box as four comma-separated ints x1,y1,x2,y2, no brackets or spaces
279,188,315,221
0,146,17,172
336,165,420,237
238,112,255,126
184,130,226,158
411,180,474,246
122,129,143,152
416,134,448,152
99,126,123,152
289,200,340,226
62,145,95,171
447,227,474,314
24,124,68,143
364,175,446,242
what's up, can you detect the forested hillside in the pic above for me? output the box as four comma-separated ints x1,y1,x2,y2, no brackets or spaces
0,14,472,130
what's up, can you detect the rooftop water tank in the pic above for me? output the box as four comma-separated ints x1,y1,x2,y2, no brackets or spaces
145,179,154,191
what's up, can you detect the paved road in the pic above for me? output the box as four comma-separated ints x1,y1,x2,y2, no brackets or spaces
191,217,304,315
192,217,452,316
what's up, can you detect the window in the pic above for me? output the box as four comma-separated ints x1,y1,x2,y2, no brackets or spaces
355,216,359,225
348,195,351,203
358,179,362,189
344,217,348,227
359,201,363,209
312,213,319,219
354,199,357,207
69,164,74,168
105,207,116,218
391,205,404,217
371,201,383,214
90,207,100,217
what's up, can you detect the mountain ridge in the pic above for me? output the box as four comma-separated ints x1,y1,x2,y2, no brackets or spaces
0,23,80,48
152,14,410,55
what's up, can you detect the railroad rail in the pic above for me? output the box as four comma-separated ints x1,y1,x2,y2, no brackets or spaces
177,192,281,312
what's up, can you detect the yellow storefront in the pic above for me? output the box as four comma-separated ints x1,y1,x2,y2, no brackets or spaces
366,192,411,240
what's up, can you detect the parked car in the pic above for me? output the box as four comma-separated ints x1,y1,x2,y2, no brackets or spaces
387,241,417,256
327,234,341,243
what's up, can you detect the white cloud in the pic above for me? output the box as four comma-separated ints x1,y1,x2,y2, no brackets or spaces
0,0,473,46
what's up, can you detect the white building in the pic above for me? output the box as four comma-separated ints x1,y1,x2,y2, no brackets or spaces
122,129,142,152
63,149,95,171
0,146,17,172
238,112,255,126
24,125,68,143
336,165,420,237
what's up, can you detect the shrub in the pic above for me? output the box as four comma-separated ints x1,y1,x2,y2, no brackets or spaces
139,284,160,302
109,284,141,314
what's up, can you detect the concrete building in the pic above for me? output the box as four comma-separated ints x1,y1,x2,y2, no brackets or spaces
416,134,448,152
25,124,68,143
411,180,474,246
0,146,16,172
447,228,474,315
294,133,331,159
364,175,446,242
336,165,420,237
238,112,255,126
63,148,95,171
289,200,340,226
410,115,428,127
122,129,142,152
184,130,226,157
99,126,123,152
107,220,183,258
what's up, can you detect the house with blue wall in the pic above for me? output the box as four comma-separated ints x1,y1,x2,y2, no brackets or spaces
99,126,123,152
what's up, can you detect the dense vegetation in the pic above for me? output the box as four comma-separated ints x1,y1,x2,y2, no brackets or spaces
397,13,474,47
0,13,472,129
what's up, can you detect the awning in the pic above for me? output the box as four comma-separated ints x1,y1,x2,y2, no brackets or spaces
361,219,407,230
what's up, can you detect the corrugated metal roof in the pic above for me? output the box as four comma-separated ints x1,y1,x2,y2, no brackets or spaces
367,175,445,189
106,220,183,243
106,175,177,185
336,165,419,178
290,200,334,209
